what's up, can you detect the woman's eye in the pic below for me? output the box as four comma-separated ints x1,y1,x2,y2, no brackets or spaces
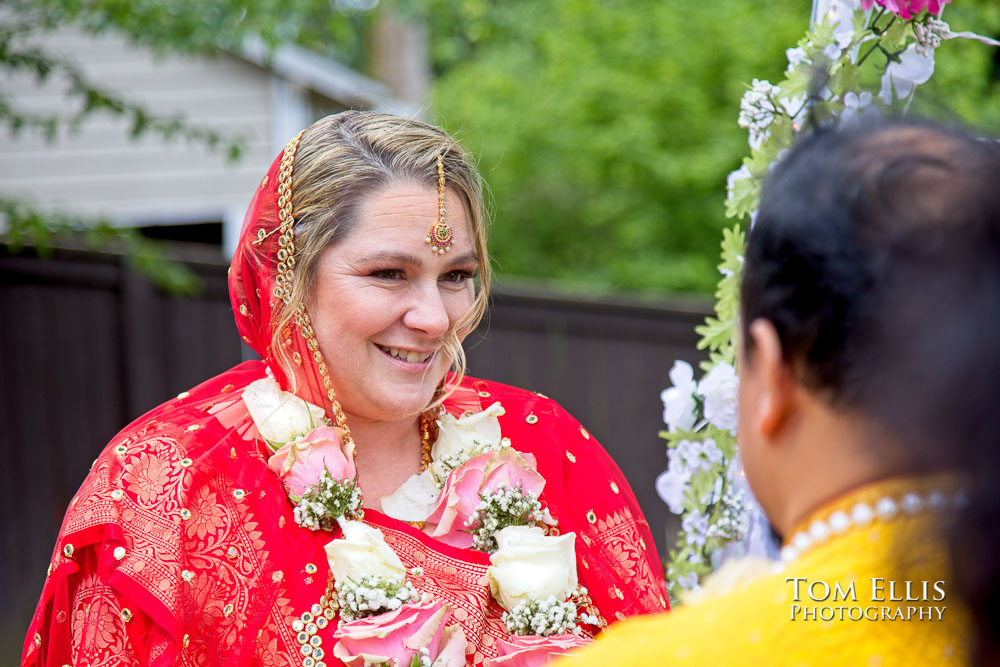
441,270,473,284
371,269,403,280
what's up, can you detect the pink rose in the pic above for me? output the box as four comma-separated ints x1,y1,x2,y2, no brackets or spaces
266,426,355,498
425,447,546,548
332,600,467,667
860,0,950,19
487,635,591,667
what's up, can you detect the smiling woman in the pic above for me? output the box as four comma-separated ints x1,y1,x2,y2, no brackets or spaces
23,111,667,667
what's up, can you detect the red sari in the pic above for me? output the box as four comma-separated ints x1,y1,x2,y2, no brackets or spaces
22,137,668,667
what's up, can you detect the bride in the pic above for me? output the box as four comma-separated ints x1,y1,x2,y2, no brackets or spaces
23,111,667,667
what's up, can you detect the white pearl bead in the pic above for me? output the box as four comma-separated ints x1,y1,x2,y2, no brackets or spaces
876,497,898,520
792,532,812,552
808,520,831,543
828,510,851,534
851,502,874,526
900,493,923,516
927,491,946,510
779,545,798,562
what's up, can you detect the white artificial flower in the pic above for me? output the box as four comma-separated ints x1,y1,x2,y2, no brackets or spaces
682,511,710,548
879,45,935,105
738,79,781,149
698,363,739,433
324,520,407,586
660,361,698,432
430,402,506,484
726,164,752,193
785,46,809,69
676,571,701,592
488,526,577,612
242,378,326,445
655,467,688,514
840,91,872,123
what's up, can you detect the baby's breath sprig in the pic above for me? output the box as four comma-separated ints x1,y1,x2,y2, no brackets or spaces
335,569,423,623
501,587,598,637
465,484,549,553
293,470,364,531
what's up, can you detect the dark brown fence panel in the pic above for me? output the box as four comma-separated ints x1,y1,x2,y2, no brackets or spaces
0,248,709,658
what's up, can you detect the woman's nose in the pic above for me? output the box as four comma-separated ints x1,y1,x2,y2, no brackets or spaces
402,283,451,338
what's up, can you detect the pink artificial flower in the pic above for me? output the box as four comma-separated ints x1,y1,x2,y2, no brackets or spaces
332,600,467,667
860,0,950,18
425,447,547,548
266,426,355,498
487,634,592,667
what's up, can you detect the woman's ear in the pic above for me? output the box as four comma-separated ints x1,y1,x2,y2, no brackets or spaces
746,319,796,439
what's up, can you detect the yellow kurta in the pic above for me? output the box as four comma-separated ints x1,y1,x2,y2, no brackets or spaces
556,477,970,667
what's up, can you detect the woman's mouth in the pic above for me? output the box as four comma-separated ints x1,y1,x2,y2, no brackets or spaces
375,344,435,364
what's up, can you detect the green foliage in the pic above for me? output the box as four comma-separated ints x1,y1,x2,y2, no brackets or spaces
1,198,201,294
426,0,807,293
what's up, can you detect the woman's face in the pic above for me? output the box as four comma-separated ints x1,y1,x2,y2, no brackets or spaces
308,181,478,424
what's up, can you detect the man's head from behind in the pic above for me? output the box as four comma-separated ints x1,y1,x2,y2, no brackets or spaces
737,118,1000,537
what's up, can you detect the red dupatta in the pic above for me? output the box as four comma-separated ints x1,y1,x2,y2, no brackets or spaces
22,135,667,667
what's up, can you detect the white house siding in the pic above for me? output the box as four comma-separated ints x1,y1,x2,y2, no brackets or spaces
0,29,280,226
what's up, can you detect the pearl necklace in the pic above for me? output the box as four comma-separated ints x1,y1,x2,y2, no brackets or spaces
778,488,966,564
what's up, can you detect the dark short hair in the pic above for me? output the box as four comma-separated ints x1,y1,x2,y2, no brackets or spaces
742,118,1000,456
742,117,1000,661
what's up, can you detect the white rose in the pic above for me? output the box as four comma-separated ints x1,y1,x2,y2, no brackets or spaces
242,378,326,445
698,363,739,433
430,402,506,483
660,360,698,432
488,526,577,611
324,521,406,585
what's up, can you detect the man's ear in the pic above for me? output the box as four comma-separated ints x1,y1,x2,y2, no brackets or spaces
746,319,796,438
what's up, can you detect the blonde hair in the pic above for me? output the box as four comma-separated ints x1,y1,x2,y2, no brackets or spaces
271,111,492,406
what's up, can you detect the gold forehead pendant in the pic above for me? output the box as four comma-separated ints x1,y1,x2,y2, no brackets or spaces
426,153,455,254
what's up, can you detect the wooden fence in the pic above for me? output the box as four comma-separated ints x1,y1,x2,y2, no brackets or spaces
0,246,709,657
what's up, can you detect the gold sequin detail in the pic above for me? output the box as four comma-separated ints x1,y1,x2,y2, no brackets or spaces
478,391,491,398
223,603,234,617
305,563,318,574
34,633,41,647
180,458,193,468
525,413,539,424
233,489,246,500
63,544,74,558
273,570,284,582
610,482,620,494
222,384,234,393
566,451,577,463
239,304,249,317
111,489,124,501
182,570,194,582
113,547,126,560
121,608,133,622
180,508,192,520
186,424,202,433
183,634,190,648
580,427,591,439
227,546,238,559
586,510,597,524
177,391,190,399
115,444,127,455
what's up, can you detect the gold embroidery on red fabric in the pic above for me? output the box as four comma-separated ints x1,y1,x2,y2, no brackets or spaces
71,571,139,666
592,507,664,611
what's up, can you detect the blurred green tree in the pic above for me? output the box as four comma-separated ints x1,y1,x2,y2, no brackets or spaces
412,0,1000,294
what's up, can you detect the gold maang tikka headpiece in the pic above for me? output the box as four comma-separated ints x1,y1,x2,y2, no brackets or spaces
426,153,455,254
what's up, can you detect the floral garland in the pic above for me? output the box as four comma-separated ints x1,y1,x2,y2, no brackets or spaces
243,378,596,667
657,0,999,603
